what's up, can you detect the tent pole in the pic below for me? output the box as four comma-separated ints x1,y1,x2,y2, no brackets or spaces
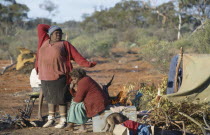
174,47,183,93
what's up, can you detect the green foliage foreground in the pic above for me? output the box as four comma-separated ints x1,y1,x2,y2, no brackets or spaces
138,78,210,135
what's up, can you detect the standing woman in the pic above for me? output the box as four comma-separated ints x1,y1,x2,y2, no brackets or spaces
67,68,109,133
35,24,96,128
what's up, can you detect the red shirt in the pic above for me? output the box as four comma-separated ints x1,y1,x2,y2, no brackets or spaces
35,24,95,83
38,39,67,80
123,120,140,135
72,76,109,117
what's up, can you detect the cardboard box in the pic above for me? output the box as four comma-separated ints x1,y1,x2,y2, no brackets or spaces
92,106,137,132
113,124,129,135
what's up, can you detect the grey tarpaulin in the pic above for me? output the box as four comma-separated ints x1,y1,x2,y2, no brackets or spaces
166,55,179,94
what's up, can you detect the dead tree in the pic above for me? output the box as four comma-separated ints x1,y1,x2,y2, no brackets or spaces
1,62,16,74
102,75,115,99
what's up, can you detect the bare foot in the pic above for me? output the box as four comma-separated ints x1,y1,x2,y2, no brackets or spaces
65,124,74,131
65,126,74,131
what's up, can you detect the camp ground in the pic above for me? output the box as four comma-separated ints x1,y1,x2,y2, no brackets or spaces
1,0,210,135
0,47,163,135
0,46,209,135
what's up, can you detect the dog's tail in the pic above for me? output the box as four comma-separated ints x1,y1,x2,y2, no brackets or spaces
101,122,108,132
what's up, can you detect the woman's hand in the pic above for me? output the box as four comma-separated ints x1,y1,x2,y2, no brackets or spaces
70,83,75,90
90,62,97,67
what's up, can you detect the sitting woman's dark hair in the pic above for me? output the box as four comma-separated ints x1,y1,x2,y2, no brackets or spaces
70,68,86,79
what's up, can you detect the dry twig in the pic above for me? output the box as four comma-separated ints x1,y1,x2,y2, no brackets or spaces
179,112,207,135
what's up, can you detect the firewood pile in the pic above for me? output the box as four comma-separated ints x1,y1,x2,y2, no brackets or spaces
0,111,36,130
0,99,37,131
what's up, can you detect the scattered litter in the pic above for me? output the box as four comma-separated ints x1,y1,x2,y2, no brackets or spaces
133,65,138,68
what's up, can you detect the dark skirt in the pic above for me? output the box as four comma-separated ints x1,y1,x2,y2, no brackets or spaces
41,75,71,105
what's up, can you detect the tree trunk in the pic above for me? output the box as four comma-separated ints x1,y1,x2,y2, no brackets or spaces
177,12,182,40
9,55,14,64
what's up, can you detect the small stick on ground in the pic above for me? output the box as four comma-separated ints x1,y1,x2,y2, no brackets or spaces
179,112,206,135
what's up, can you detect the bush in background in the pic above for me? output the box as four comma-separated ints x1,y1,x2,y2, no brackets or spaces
190,21,210,53
71,29,117,58
140,40,179,73
139,20,210,73
0,28,37,60
1,19,210,75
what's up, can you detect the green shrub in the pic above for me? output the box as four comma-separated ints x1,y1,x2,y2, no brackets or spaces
71,29,116,58
140,21,210,73
0,49,10,59
10,28,37,52
153,28,177,41
191,20,210,53
135,28,158,46
115,28,158,47
172,35,192,48
140,40,178,73
0,28,37,60
115,41,134,49
170,20,210,54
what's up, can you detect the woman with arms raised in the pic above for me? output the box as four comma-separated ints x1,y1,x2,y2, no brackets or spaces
35,24,96,128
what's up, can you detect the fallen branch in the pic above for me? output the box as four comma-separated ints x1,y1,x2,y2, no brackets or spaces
173,120,186,135
203,111,210,131
170,121,182,132
179,112,206,135
1,62,17,75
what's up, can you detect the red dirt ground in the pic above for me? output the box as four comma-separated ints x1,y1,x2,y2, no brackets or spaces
0,47,166,135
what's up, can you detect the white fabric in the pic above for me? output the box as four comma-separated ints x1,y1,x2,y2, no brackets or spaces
113,124,129,135
110,106,126,113
30,68,41,88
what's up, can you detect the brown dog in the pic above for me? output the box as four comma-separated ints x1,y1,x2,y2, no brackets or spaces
102,113,128,133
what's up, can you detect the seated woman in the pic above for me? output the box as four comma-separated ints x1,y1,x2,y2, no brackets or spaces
67,68,109,133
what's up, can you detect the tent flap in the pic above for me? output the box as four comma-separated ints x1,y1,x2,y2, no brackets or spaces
165,54,210,103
